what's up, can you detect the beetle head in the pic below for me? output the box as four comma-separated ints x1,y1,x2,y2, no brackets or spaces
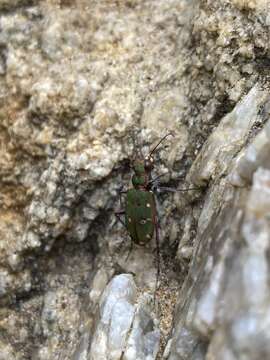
144,155,154,172
131,131,174,174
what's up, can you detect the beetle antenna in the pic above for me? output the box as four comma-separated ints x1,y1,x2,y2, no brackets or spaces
148,131,174,158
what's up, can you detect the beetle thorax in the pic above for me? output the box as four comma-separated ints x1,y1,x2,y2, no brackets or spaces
133,160,145,174
132,159,150,189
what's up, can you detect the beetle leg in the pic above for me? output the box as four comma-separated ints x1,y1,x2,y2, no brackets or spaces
148,172,169,189
154,215,160,306
114,210,126,228
156,186,200,193
149,174,188,191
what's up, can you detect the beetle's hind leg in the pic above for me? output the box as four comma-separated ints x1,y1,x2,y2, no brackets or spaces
115,185,127,227
154,215,160,307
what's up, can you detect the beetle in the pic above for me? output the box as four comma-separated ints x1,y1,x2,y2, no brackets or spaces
115,132,198,300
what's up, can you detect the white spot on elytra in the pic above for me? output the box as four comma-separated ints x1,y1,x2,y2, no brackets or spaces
146,203,151,207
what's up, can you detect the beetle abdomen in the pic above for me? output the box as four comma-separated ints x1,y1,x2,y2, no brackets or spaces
125,189,155,245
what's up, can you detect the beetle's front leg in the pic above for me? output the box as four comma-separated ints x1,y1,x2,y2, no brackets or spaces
114,210,126,228
148,172,169,190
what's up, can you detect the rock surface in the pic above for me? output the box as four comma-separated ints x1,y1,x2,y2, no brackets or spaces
88,274,159,360
0,0,270,359
167,83,270,359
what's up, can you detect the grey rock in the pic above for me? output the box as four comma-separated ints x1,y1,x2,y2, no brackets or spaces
0,340,18,360
0,0,34,11
230,119,270,185
89,274,159,360
39,288,81,359
123,293,160,360
168,92,270,359
89,274,137,360
189,84,269,185
89,268,110,305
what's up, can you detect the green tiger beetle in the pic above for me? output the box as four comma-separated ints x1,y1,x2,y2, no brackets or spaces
115,132,199,301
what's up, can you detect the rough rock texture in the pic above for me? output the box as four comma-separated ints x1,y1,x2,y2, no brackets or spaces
1,0,270,359
88,274,159,360
167,84,270,360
